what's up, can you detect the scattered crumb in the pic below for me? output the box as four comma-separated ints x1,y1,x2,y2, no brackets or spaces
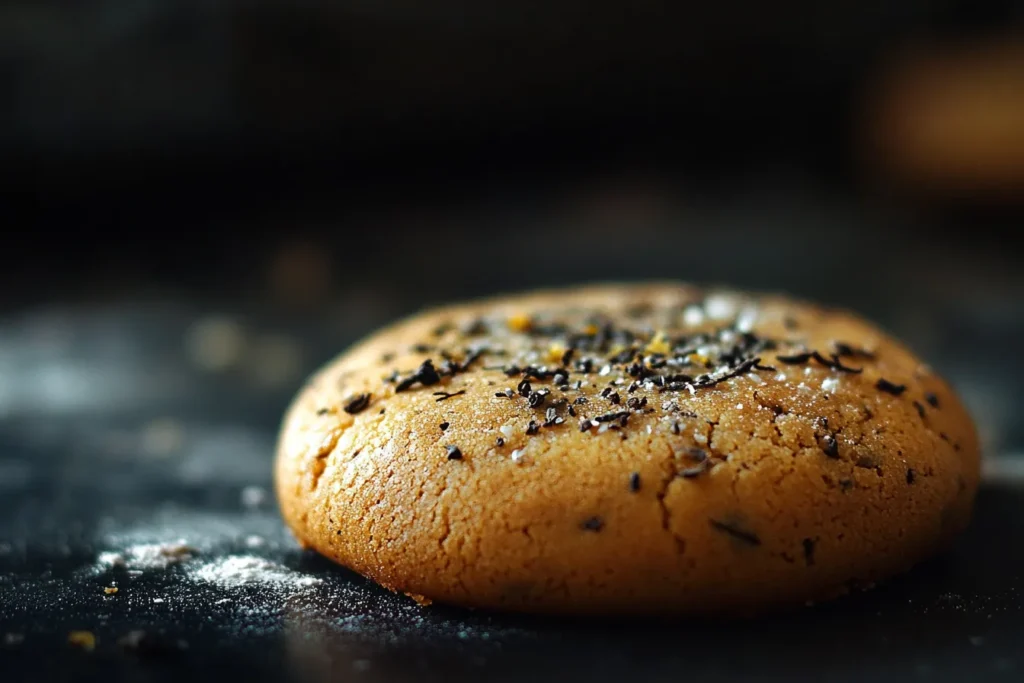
103,586,119,595
405,592,433,607
68,631,97,651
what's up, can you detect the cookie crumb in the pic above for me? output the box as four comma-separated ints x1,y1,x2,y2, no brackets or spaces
68,631,97,651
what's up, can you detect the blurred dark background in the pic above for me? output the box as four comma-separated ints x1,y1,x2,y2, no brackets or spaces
3,0,1022,300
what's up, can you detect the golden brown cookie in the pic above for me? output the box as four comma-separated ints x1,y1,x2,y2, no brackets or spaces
275,283,979,615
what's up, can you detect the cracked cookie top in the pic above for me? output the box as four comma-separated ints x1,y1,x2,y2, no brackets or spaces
275,282,980,614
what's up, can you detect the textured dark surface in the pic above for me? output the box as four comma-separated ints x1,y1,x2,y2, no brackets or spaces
0,295,1022,683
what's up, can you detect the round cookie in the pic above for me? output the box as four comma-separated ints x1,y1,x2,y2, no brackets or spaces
275,283,980,615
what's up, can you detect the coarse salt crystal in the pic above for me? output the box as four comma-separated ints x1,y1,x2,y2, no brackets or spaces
735,307,759,333
683,305,704,326
704,294,737,320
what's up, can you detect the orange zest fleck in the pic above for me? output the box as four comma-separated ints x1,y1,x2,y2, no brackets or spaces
507,313,533,333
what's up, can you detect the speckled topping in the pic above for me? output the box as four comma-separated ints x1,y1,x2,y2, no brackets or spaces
275,283,980,615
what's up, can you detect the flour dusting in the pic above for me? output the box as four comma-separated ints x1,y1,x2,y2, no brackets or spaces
190,555,321,589
96,541,197,571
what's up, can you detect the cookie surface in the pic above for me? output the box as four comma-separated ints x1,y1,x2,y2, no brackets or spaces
275,283,979,614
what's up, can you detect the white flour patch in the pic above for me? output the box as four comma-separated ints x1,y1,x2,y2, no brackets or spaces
190,555,321,589
95,541,197,571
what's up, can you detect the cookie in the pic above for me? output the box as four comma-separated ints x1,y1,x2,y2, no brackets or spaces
275,283,979,614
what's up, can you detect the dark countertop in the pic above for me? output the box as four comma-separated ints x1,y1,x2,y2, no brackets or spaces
1,296,1022,683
